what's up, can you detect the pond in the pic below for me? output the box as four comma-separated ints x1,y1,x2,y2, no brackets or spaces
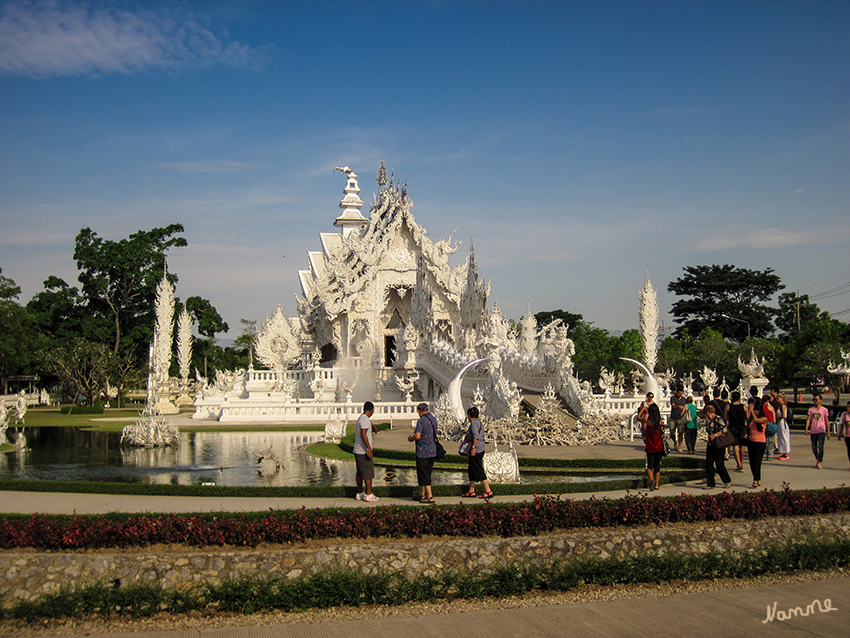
1,427,633,488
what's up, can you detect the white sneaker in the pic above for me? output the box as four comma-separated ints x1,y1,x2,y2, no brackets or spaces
355,492,365,501
363,493,379,502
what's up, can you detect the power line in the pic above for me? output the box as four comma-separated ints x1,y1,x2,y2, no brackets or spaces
810,280,850,301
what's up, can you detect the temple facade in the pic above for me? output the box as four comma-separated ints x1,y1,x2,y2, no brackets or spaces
194,161,595,423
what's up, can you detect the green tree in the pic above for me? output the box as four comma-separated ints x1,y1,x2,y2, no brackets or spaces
44,339,114,406
667,265,784,342
775,318,850,395
0,269,39,393
775,292,828,337
185,296,229,378
73,224,187,358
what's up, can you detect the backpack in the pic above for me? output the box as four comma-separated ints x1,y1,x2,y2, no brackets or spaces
785,406,793,427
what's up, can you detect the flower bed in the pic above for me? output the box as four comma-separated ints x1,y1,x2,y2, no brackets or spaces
1,486,848,551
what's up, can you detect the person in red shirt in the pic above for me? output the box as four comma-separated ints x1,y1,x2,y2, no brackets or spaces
638,395,664,492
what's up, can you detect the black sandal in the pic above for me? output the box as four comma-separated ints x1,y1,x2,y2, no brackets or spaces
461,491,476,498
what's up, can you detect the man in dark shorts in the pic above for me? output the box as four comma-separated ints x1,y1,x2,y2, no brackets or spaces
408,402,437,503
353,401,379,502
669,387,688,452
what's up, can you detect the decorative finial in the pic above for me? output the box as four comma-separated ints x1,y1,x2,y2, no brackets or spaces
376,157,387,186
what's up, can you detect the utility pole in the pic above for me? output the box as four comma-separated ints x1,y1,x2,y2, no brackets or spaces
796,291,801,332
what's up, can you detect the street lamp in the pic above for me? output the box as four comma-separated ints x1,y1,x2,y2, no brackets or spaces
721,313,751,339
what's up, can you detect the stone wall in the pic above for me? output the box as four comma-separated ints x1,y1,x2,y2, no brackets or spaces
3,513,849,603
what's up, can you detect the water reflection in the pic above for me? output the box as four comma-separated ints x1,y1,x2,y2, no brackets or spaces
1,427,633,487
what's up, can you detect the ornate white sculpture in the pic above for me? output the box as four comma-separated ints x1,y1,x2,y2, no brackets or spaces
176,307,193,393
394,370,418,401
738,349,765,378
322,416,347,444
0,399,8,439
255,303,302,370
639,272,659,374
827,350,850,376
153,275,175,385
701,366,718,391
14,391,27,424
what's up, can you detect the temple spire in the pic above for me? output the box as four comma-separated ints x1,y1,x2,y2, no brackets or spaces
333,166,367,238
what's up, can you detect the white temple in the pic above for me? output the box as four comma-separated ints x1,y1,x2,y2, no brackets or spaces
193,161,590,426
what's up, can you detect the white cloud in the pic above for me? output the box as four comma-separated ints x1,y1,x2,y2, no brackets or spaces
0,1,271,78
692,226,850,251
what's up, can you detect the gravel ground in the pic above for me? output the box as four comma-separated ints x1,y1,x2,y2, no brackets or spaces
2,567,846,637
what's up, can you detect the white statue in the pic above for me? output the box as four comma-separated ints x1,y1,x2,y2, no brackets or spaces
738,348,765,378
14,391,27,424
176,307,193,391
701,366,718,390
639,272,659,374
827,350,850,376
394,370,418,401
0,399,8,438
255,304,302,370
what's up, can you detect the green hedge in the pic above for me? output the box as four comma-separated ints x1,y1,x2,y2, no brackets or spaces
6,536,848,620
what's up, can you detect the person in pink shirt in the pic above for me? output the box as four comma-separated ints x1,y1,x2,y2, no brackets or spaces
746,388,768,488
805,393,831,469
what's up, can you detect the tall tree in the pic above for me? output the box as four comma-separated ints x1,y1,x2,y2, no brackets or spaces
0,269,38,393
185,296,229,378
667,265,784,342
73,224,187,357
775,292,828,337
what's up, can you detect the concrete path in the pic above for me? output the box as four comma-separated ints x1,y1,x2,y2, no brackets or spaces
30,576,849,638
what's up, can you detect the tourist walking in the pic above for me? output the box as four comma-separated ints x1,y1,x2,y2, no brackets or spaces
806,393,831,469
727,391,747,473
669,386,688,452
762,389,777,463
838,400,850,469
460,407,493,499
703,404,731,489
409,402,438,503
352,401,379,502
639,401,664,491
746,387,767,488
775,393,791,460
684,396,698,454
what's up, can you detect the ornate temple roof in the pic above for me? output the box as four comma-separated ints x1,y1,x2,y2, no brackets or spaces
297,162,468,324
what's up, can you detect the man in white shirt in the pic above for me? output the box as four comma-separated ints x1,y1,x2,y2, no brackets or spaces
353,401,379,502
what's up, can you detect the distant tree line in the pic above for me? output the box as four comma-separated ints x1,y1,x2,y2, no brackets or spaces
535,264,850,400
0,224,251,405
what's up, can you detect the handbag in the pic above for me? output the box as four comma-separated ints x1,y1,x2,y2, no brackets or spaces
458,440,473,456
712,430,737,449
662,437,671,457
429,414,446,460
765,421,778,436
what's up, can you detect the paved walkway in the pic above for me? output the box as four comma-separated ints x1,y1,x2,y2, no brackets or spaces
27,576,849,638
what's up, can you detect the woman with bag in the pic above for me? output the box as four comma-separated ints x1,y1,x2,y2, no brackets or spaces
703,403,732,489
640,401,664,492
459,407,493,499
746,389,768,488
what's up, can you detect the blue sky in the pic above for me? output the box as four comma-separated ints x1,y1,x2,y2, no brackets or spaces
1,0,848,339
